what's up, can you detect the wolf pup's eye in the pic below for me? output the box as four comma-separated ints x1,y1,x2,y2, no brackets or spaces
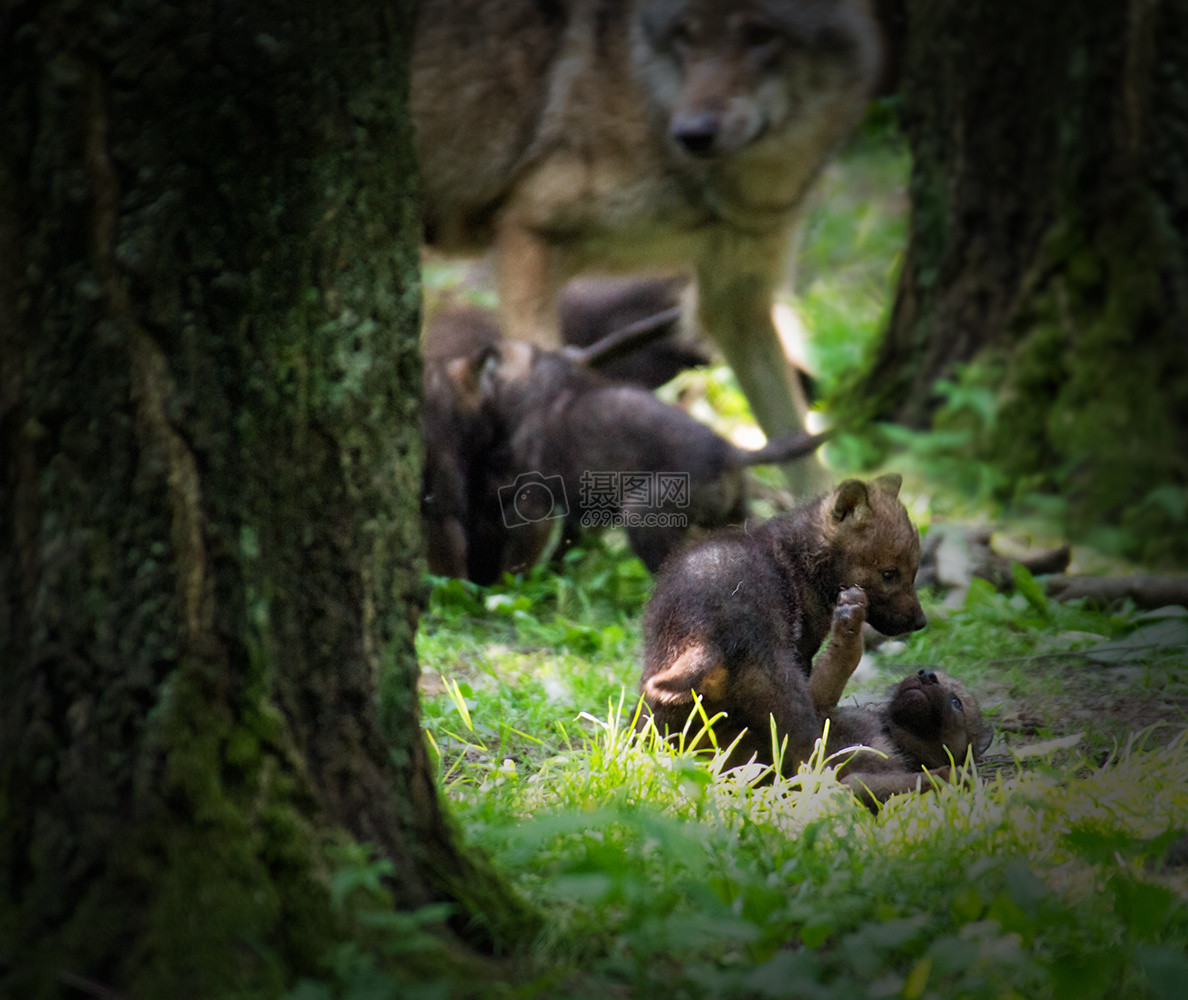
881,569,899,582
951,696,963,711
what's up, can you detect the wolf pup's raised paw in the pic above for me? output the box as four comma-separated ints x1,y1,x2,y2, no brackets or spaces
832,586,868,635
811,585,872,712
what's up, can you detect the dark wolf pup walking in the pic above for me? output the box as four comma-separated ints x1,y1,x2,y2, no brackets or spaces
422,304,826,582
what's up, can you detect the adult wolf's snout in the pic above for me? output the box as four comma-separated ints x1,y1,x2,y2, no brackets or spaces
671,111,722,156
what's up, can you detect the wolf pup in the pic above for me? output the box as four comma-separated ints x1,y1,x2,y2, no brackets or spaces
459,336,826,576
641,474,926,771
411,0,881,492
825,667,994,808
559,276,707,389
421,278,707,581
421,307,508,580
799,585,992,805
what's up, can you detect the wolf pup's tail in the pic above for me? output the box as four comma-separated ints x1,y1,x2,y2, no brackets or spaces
729,428,832,469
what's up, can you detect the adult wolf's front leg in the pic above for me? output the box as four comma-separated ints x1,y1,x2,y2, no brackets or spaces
494,213,565,348
695,239,829,495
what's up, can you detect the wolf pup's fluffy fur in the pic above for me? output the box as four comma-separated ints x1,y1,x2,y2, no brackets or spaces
411,0,881,491
641,475,927,774
824,666,994,808
426,316,826,581
422,279,707,581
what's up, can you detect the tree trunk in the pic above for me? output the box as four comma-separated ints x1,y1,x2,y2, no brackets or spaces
0,3,530,996
851,0,1188,561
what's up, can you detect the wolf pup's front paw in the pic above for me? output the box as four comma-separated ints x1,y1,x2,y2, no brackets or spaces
833,586,868,636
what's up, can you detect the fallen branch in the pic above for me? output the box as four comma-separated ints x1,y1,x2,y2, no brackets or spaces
1045,575,1188,610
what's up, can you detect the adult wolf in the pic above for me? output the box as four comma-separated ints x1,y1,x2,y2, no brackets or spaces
411,0,881,493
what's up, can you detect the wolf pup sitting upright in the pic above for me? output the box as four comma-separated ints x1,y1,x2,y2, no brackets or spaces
641,474,926,773
411,0,881,492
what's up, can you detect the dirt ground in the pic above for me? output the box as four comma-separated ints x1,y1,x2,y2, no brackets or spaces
973,651,1188,780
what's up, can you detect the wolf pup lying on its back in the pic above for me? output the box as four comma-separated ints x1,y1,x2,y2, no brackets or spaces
641,475,929,775
412,0,881,492
794,584,992,805
824,665,993,808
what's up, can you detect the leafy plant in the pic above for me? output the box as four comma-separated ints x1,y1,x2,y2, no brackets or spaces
285,842,460,1000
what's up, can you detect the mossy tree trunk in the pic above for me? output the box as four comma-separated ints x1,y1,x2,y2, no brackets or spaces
0,2,530,996
852,0,1188,560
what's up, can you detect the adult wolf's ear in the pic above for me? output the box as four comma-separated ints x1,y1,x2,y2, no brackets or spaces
872,473,903,498
831,479,870,524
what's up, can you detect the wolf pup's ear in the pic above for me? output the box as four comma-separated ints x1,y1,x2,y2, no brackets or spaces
475,344,501,398
872,473,903,498
444,344,501,410
831,479,870,523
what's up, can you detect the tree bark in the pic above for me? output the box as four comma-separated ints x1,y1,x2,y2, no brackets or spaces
0,2,530,996
850,0,1188,561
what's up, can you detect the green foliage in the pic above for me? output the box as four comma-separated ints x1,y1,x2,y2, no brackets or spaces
426,540,651,641
823,359,1021,520
418,538,648,787
285,843,461,1000
823,346,1188,566
421,638,1188,999
794,105,910,400
804,105,1188,568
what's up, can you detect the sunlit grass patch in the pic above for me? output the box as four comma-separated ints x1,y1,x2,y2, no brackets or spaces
413,545,1188,998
